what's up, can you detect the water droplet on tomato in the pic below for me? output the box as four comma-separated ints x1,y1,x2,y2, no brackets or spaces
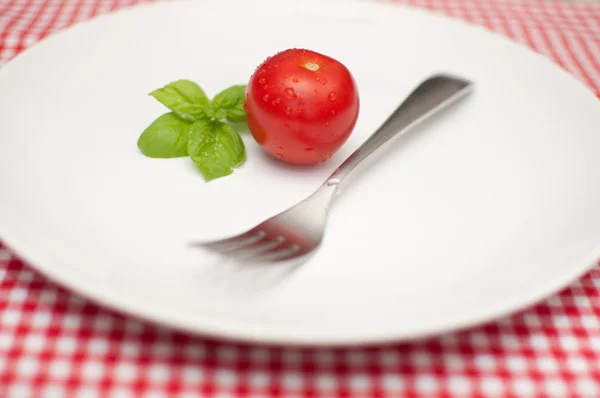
315,75,321,82
304,148,313,151
321,78,328,85
284,106,292,115
296,108,302,113
275,97,281,104
263,94,269,101
284,124,290,128
325,122,329,127
328,91,337,101
259,78,266,84
284,88,297,99
263,84,268,89
331,110,336,115
292,78,299,83
276,153,283,158
277,146,284,150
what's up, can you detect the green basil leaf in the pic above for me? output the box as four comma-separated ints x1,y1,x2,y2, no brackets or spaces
149,80,209,121
225,105,246,123
137,112,190,158
212,84,246,112
214,108,227,121
211,85,247,123
187,120,246,181
187,119,213,157
202,107,215,119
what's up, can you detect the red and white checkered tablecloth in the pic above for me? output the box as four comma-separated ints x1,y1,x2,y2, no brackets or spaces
1,0,600,396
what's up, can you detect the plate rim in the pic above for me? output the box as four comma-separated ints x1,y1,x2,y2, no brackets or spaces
1,0,599,346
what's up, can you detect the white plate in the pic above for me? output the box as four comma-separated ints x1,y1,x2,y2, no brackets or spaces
1,0,599,346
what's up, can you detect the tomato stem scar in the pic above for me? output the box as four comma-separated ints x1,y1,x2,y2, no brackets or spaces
304,63,320,71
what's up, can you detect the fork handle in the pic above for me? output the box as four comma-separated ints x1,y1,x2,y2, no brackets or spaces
326,74,473,187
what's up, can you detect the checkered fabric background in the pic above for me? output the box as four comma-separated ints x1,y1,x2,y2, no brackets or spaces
1,0,600,396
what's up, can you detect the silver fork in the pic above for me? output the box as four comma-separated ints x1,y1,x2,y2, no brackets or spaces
193,74,474,264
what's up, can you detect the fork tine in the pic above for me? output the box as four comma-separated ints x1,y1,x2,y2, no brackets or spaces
194,229,266,252
246,243,303,263
227,236,286,259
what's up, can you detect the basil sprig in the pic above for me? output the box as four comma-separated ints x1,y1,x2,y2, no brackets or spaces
137,79,247,181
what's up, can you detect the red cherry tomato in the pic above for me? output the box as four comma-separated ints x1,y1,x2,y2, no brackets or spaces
244,49,359,165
